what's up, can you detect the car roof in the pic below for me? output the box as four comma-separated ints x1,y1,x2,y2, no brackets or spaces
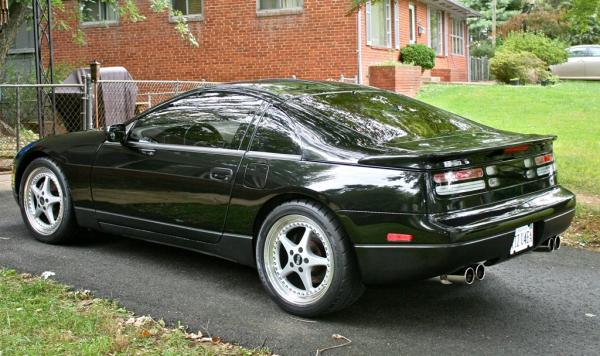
207,79,372,101
569,45,600,49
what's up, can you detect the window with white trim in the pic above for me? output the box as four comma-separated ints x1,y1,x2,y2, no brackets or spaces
259,0,303,10
408,3,416,44
394,0,400,49
451,18,465,55
172,0,203,16
80,0,118,23
366,0,392,47
429,8,444,55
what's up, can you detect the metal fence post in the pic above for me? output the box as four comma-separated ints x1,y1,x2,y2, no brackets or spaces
16,87,21,152
85,74,93,130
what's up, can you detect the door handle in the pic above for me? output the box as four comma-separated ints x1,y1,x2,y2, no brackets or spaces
210,167,233,182
139,148,156,156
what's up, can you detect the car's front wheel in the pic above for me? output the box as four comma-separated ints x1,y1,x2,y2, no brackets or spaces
19,157,78,244
256,200,363,317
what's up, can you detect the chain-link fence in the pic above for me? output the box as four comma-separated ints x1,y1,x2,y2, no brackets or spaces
0,80,218,172
0,83,86,172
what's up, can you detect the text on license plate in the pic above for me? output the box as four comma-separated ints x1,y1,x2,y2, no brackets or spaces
510,224,534,255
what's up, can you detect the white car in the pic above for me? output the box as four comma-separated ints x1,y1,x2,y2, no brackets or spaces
550,45,600,80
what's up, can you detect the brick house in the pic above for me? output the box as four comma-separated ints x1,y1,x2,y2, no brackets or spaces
52,0,478,84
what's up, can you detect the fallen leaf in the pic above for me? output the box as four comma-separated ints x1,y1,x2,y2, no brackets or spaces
139,329,151,338
211,336,221,344
41,271,56,280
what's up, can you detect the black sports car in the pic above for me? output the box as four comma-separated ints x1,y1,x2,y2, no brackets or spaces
12,80,576,317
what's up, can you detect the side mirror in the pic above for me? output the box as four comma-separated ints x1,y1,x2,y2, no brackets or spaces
106,124,126,143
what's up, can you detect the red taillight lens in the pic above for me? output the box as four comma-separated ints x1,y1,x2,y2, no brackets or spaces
386,233,413,242
535,153,554,166
504,145,529,154
433,168,484,184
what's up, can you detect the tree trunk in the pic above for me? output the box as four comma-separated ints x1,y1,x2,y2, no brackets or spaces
0,0,29,73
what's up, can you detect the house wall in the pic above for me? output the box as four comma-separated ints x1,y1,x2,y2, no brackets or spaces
52,0,358,82
360,0,469,84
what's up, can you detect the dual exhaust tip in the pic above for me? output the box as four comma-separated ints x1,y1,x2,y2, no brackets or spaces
440,263,485,285
534,236,561,252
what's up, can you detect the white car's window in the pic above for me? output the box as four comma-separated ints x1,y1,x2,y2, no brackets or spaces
588,47,600,57
568,48,588,58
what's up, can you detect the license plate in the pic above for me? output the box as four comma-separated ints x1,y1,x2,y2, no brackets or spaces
510,224,534,255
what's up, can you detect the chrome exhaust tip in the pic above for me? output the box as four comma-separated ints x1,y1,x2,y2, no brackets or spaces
475,263,485,281
554,236,561,250
534,237,555,252
440,267,476,285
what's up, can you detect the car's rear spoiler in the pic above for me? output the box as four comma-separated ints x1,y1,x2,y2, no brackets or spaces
358,135,557,170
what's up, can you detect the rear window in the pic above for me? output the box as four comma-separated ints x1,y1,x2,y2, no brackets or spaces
293,91,483,146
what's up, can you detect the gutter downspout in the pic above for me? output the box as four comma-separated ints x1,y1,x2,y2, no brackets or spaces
357,8,363,85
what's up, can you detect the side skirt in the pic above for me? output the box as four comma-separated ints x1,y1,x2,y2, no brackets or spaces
74,207,255,267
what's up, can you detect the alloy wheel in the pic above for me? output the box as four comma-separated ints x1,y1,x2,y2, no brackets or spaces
263,214,334,306
23,167,64,236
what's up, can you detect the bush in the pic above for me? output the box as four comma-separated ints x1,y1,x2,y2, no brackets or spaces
470,40,495,58
490,50,552,84
399,44,436,70
499,31,568,65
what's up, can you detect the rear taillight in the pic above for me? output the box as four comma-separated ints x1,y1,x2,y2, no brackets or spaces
433,168,486,196
433,168,484,184
535,153,554,166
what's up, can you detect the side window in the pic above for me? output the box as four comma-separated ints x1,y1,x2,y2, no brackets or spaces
250,107,302,155
568,48,589,58
129,92,264,149
588,47,600,57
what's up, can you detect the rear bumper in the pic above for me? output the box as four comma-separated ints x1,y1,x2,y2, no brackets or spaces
354,187,576,284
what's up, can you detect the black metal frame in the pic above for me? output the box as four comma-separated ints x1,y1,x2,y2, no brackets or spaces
32,0,56,137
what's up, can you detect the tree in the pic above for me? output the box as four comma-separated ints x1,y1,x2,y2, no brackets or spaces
0,0,29,70
461,0,524,41
566,0,600,44
0,0,198,77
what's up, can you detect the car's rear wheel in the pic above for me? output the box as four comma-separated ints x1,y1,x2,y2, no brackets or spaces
19,157,78,244
256,200,363,317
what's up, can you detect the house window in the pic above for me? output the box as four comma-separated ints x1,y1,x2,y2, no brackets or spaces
80,0,118,23
172,0,203,16
429,8,443,55
451,19,465,55
258,0,303,10
408,3,416,44
366,0,392,47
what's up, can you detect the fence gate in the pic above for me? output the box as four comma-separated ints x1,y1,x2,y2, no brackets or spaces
470,57,490,82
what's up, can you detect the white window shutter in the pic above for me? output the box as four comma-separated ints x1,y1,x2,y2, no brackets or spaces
366,1,372,46
385,0,392,48
394,0,400,49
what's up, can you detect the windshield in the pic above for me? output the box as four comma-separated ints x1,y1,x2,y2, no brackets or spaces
293,91,484,147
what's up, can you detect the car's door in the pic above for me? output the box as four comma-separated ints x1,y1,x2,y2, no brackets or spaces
91,91,265,243
584,47,600,78
554,47,588,78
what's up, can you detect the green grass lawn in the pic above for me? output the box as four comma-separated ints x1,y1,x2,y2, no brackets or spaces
417,81,600,198
0,269,268,355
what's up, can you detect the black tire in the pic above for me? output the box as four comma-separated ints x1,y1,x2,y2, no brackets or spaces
19,157,79,244
255,199,364,317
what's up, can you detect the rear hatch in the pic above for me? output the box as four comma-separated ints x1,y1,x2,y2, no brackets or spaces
359,132,558,215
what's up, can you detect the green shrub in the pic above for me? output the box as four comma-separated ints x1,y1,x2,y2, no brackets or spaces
399,44,436,70
490,50,552,84
499,31,568,65
470,40,496,58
